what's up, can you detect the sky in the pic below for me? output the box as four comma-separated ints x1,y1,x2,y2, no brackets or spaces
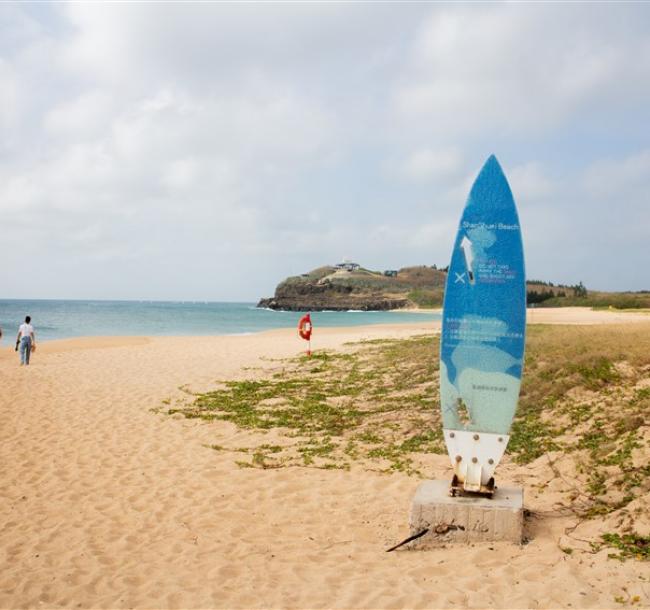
1,2,649,301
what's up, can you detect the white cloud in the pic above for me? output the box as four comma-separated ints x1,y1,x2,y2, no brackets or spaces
0,59,18,130
409,218,458,250
581,150,650,200
162,158,201,191
1,3,649,298
44,91,114,136
391,4,650,136
398,148,463,181
508,162,555,203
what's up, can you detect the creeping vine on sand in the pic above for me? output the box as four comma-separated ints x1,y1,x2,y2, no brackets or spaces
167,325,650,560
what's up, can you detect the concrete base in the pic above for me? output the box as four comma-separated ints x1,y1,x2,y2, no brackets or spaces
408,479,523,547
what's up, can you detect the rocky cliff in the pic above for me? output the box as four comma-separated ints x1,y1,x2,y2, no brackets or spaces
257,265,447,311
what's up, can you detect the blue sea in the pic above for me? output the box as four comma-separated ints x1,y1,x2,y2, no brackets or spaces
0,300,440,342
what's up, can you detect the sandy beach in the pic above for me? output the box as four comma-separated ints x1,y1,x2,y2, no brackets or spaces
1,308,649,609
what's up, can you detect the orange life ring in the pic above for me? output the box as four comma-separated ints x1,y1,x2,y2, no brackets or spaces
298,313,312,341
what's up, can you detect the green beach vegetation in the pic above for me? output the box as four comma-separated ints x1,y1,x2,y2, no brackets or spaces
170,335,443,475
166,323,650,560
527,280,650,309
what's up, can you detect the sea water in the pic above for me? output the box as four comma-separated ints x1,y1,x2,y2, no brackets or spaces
0,300,440,342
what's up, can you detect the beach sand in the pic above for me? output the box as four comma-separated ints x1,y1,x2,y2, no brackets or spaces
0,308,648,609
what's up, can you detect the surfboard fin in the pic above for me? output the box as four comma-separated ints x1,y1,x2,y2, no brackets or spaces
444,429,508,497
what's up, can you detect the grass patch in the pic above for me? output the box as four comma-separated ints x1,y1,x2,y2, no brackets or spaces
407,288,443,308
600,533,650,561
513,324,650,524
170,335,444,473
540,291,650,309
168,323,650,556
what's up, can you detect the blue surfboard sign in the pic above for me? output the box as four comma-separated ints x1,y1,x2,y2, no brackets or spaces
440,155,525,492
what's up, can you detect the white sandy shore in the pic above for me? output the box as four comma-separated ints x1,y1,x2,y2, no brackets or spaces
400,305,650,326
0,308,648,609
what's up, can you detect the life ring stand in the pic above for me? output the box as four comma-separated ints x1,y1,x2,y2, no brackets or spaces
298,313,313,356
298,313,312,341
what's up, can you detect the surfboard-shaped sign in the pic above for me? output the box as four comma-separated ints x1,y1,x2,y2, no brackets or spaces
440,155,525,494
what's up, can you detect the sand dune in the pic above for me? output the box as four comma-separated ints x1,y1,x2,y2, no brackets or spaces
0,310,648,609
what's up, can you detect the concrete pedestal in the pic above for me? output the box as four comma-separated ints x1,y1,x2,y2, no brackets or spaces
408,480,523,547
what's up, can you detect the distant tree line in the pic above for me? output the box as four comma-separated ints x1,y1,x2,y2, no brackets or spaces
427,267,592,302
527,281,588,305
527,288,562,304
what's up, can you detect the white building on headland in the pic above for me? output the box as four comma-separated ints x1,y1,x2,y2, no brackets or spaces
334,259,360,272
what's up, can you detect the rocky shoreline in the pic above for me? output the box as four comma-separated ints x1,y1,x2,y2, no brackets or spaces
257,296,410,312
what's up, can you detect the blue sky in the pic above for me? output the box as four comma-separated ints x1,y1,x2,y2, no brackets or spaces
1,3,649,300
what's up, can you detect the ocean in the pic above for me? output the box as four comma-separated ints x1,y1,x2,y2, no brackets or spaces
0,300,440,342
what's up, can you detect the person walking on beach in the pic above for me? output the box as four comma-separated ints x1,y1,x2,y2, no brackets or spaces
16,316,36,366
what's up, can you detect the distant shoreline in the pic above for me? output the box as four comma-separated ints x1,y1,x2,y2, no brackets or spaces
0,300,440,343
2,307,648,352
392,307,442,314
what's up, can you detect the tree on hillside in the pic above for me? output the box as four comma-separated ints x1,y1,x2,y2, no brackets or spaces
527,289,556,305
572,281,587,297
